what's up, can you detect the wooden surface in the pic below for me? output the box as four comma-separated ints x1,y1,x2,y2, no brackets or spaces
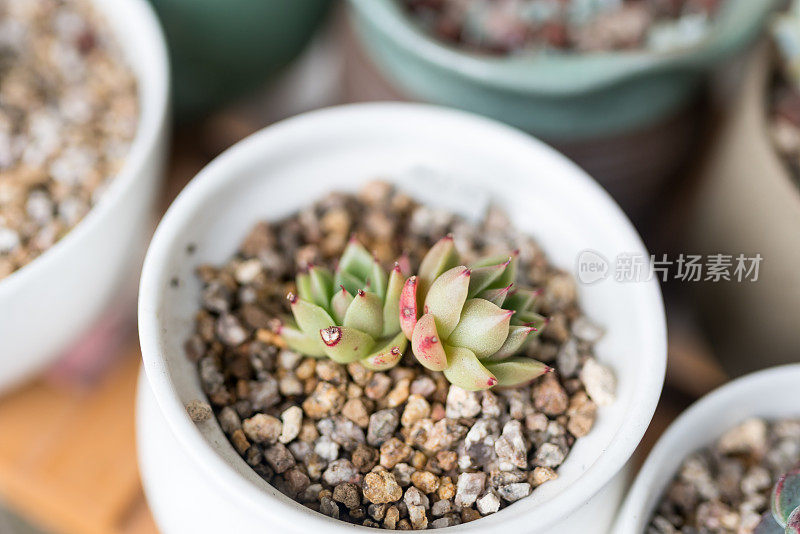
0,341,156,534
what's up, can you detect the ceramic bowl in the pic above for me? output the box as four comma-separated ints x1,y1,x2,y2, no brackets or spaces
137,103,666,533
347,0,778,140
0,0,170,393
148,0,333,119
688,42,800,377
614,364,800,533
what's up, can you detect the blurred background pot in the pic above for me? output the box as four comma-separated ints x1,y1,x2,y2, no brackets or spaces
0,0,170,394
346,0,779,219
688,42,800,377
149,0,333,120
614,364,800,533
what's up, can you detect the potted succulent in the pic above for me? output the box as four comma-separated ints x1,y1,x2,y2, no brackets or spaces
615,364,800,533
137,103,666,533
688,3,800,377
0,0,169,392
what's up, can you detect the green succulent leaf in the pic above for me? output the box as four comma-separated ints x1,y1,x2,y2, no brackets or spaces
382,264,404,337
473,251,518,290
482,324,536,361
288,294,335,336
369,258,388,300
320,326,375,363
339,238,373,281
483,358,552,388
513,311,548,331
418,235,459,298
309,265,334,310
504,288,541,313
330,286,353,324
343,290,384,339
478,284,513,307
423,266,470,338
467,259,510,298
361,332,408,371
276,321,326,357
296,272,313,302
442,345,497,391
447,298,513,358
335,268,364,295
411,313,447,371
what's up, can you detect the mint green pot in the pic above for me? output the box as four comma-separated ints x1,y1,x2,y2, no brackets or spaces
149,0,332,119
348,0,780,140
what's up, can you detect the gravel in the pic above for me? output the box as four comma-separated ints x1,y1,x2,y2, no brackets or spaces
0,0,138,277
648,418,800,533
187,182,614,529
399,0,721,55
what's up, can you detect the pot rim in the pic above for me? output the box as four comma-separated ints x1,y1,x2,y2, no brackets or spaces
347,0,779,96
138,102,667,532
615,363,800,533
0,0,170,296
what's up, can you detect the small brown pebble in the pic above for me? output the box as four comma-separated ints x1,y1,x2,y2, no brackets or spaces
352,443,379,473
316,360,347,385
401,394,431,428
387,378,411,408
342,398,370,428
461,508,481,523
298,421,320,443
302,382,345,419
436,451,457,472
295,359,316,380
364,373,392,400
438,476,456,500
242,413,282,444
347,362,373,386
264,443,296,473
186,400,213,422
383,505,400,529
532,373,569,416
332,482,362,509
231,429,251,455
411,471,440,494
411,451,427,470
364,471,403,504
380,437,413,469
530,466,558,487
566,391,597,438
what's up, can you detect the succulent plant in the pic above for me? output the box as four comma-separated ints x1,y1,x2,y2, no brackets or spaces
754,469,800,533
275,238,408,371
399,235,552,391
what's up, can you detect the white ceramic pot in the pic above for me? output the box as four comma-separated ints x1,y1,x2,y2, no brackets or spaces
0,0,170,392
137,103,666,534
614,364,800,533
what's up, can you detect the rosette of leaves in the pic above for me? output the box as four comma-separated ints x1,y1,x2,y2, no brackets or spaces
276,238,407,370
399,235,552,391
756,468,800,533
